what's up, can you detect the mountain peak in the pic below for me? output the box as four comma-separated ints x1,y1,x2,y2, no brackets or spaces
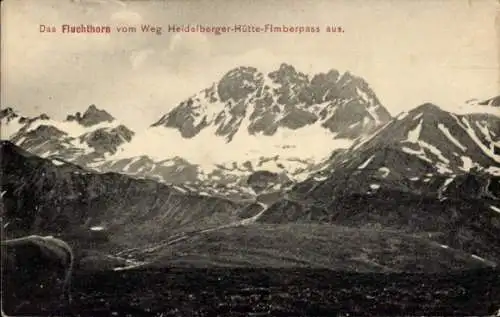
217,66,264,103
325,69,341,79
478,95,500,107
278,62,297,72
87,104,99,112
82,104,114,122
1,106,15,113
0,107,18,120
411,103,444,114
151,63,392,142
1,107,50,124
66,104,115,127
269,63,308,83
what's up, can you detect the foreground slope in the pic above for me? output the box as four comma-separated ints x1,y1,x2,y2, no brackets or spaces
0,140,243,254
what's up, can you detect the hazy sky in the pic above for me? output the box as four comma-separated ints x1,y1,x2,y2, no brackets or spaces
1,0,499,130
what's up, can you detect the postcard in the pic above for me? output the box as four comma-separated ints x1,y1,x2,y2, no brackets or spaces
1,0,500,316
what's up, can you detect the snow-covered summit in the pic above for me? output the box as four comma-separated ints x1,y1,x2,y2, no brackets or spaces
151,63,392,142
96,63,394,195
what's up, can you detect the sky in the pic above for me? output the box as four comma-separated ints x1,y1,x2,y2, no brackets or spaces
1,0,499,130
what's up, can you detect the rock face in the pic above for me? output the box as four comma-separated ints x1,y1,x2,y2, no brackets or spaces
152,64,391,141
66,104,115,127
477,95,500,108
246,170,287,193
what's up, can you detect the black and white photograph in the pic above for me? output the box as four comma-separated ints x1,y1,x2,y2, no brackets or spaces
1,0,500,315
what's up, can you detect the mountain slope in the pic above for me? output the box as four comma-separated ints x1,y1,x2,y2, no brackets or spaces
1,105,135,167
344,103,500,173
260,103,500,210
0,140,244,256
0,107,49,139
254,171,500,263
251,105,500,264
151,64,391,141
98,64,393,193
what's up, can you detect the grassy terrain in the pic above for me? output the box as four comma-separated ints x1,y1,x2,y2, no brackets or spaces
131,224,494,272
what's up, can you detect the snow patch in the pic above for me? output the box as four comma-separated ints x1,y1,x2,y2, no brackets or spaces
352,120,393,151
419,141,449,164
24,118,120,137
358,155,375,169
438,176,455,199
111,122,353,175
413,113,423,121
490,205,500,214
378,167,390,178
173,186,187,193
355,87,370,103
485,167,500,176
123,157,141,172
471,254,486,262
15,137,26,145
437,124,467,152
71,137,95,155
313,175,328,181
396,112,409,120
435,163,453,174
113,259,147,271
51,159,65,166
315,101,338,122
162,160,175,167
458,117,500,164
460,156,474,171
406,119,423,143
475,121,494,142
442,177,455,190
1,118,26,139
401,147,433,163
367,105,381,125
